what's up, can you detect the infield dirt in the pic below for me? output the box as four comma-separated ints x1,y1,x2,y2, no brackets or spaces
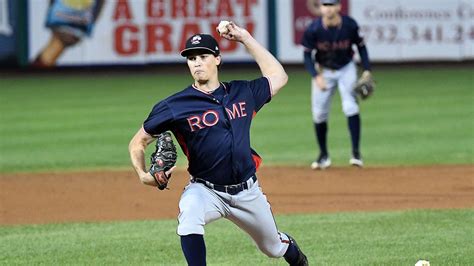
1,165,473,225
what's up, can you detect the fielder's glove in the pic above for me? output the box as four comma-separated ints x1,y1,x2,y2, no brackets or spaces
149,132,177,190
354,71,375,100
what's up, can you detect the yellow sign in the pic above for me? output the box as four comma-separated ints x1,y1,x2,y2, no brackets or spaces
62,0,94,10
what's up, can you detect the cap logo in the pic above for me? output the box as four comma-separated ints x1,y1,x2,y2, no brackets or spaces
191,35,202,45
215,46,219,51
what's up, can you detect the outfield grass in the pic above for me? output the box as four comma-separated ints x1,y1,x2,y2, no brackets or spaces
1,67,472,265
0,209,472,265
0,67,472,172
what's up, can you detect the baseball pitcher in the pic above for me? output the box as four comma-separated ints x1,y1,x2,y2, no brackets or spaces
129,22,308,265
301,0,374,169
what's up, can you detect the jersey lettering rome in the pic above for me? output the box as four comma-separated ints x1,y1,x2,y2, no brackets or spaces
143,78,270,186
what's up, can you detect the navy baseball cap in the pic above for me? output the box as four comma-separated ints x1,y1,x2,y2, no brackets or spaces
180,34,220,57
321,0,340,4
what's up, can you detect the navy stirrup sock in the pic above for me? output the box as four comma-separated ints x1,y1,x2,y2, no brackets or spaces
181,234,206,266
347,114,361,156
314,122,328,156
284,240,300,264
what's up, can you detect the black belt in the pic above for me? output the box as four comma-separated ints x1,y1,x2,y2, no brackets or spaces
192,175,257,195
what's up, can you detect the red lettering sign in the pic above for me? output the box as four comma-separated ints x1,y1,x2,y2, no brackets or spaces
115,25,139,55
113,0,133,20
195,0,211,17
236,0,257,16
180,23,202,50
172,0,188,18
216,0,234,17
147,0,165,18
112,0,262,57
146,24,173,53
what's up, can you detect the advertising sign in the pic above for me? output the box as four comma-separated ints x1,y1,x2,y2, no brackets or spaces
277,0,474,63
28,0,269,66
352,0,474,61
0,0,17,64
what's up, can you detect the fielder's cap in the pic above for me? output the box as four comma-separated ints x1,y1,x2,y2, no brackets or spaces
180,34,220,57
321,0,340,5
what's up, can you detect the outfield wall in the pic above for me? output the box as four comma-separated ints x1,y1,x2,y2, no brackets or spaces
0,0,20,65
0,0,473,67
277,0,474,63
28,0,269,65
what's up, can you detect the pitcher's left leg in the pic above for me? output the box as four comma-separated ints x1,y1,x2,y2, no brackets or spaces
226,182,308,265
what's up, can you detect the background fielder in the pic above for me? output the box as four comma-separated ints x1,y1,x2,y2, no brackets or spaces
129,23,308,265
301,0,372,169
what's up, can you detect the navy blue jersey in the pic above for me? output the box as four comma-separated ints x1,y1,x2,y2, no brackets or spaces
301,15,370,71
143,77,271,185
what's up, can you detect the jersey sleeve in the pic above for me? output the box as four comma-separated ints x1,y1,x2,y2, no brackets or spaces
301,24,316,51
248,77,272,112
351,18,371,71
351,19,364,46
143,100,174,136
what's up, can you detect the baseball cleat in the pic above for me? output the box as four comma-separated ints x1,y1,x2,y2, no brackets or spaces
349,156,363,167
311,154,331,170
285,235,309,266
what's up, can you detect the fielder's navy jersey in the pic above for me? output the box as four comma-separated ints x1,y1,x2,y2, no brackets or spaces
301,15,367,70
143,77,271,185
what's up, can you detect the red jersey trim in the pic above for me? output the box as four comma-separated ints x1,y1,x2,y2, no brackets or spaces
251,150,262,171
174,131,190,161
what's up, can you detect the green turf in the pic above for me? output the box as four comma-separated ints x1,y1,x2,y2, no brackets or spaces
0,67,473,172
0,209,472,265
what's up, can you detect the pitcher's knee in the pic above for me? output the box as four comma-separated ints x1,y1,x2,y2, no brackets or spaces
257,240,287,258
177,206,205,236
177,216,205,236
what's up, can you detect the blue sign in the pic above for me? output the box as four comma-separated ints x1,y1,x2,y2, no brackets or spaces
0,0,18,65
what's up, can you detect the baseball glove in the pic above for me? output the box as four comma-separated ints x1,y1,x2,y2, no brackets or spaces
149,132,177,190
354,71,375,100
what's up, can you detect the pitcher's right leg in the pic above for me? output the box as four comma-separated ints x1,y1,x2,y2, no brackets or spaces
177,182,227,265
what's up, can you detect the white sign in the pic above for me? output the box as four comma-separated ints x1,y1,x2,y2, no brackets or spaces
276,0,302,63
352,0,474,61
0,0,12,36
276,0,474,63
28,0,269,65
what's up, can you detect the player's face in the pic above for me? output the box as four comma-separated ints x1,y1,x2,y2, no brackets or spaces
186,53,221,83
320,4,341,19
